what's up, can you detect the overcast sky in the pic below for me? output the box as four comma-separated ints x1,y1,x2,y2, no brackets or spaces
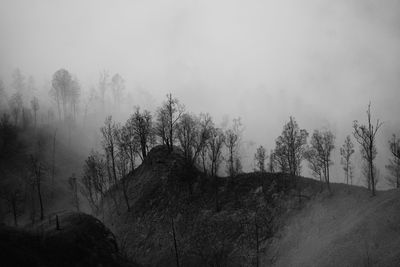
1,0,400,186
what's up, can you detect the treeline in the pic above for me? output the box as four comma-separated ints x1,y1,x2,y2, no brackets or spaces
1,66,400,226
0,67,127,226
81,94,400,218
80,93,245,214
267,103,399,196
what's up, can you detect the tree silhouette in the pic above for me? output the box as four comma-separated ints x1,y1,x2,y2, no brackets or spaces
308,129,335,191
274,116,308,176
254,145,267,173
353,103,383,196
386,134,400,188
340,135,355,185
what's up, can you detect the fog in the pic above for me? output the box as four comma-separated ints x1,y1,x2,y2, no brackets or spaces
1,0,400,187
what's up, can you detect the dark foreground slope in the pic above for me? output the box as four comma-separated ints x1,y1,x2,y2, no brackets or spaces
0,212,135,267
104,146,321,266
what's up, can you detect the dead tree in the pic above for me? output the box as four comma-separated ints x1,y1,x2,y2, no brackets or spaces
274,116,308,176
353,103,383,196
156,93,184,152
386,134,400,188
68,173,80,212
101,116,118,185
224,117,243,178
340,135,355,185
254,145,267,173
30,96,39,129
171,217,180,267
309,129,335,192
127,107,153,160
51,128,57,199
30,154,44,221
207,127,225,212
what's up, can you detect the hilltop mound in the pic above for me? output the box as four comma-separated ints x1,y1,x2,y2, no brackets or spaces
0,212,135,267
104,145,320,266
264,185,400,266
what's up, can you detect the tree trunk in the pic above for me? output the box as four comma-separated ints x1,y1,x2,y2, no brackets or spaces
37,176,44,221
12,198,18,226
171,218,180,267
369,158,375,196
122,181,130,212
141,140,147,159
110,148,118,185
51,129,57,199
215,176,220,212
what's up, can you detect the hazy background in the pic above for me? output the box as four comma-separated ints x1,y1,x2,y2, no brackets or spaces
1,0,400,188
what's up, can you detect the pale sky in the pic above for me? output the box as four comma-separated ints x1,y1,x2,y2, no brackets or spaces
1,0,400,187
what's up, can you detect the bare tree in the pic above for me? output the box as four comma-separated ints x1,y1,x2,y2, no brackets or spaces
81,152,108,214
274,116,308,176
101,116,118,186
98,70,109,110
9,93,23,126
304,148,324,191
30,155,45,221
208,127,225,177
120,123,139,172
51,69,73,120
156,93,184,152
353,103,383,196
68,173,80,212
254,145,267,173
155,107,170,147
0,114,26,225
197,113,214,174
361,162,379,190
207,127,225,212
268,149,276,173
26,75,36,100
224,118,243,177
69,77,80,121
11,68,26,97
83,86,96,126
114,124,132,212
50,129,57,199
21,107,33,130
30,96,40,129
0,79,7,108
127,107,153,160
340,135,355,185
386,134,400,188
177,113,212,167
309,129,335,191
0,173,25,226
111,73,125,109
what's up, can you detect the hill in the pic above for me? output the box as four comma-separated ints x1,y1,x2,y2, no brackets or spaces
103,145,321,266
103,145,400,266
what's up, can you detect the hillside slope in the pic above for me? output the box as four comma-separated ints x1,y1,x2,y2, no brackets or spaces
264,185,400,266
104,146,320,266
